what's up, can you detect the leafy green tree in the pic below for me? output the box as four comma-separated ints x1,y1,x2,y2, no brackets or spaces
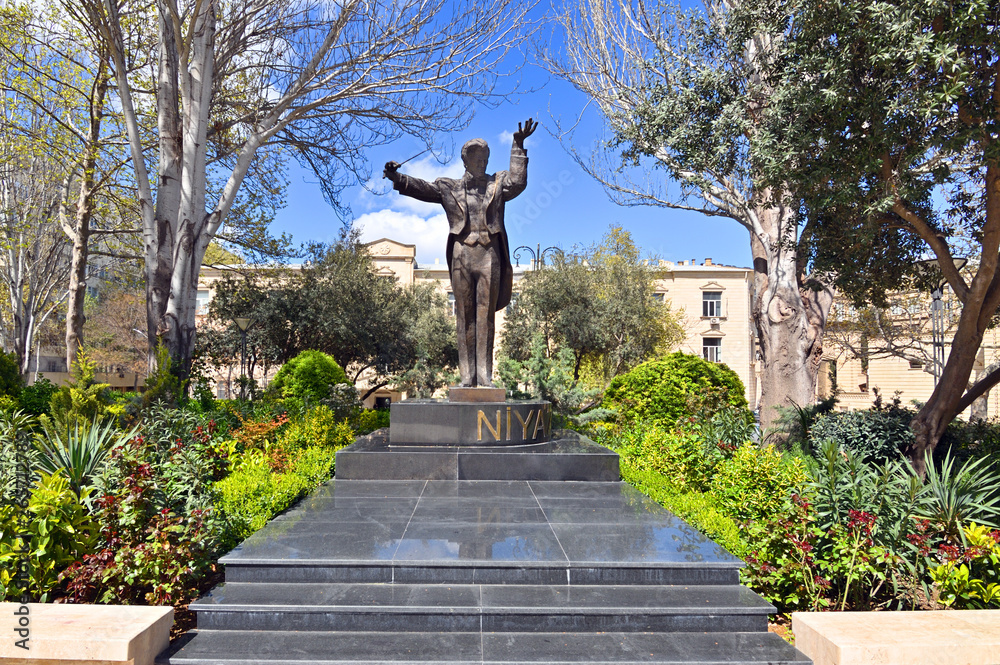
0,352,22,397
46,350,111,431
0,3,144,372
199,232,434,399
746,0,1000,472
500,226,684,386
393,283,458,398
547,0,834,431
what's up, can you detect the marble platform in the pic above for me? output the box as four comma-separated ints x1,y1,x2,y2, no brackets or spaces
336,430,620,481
158,480,809,664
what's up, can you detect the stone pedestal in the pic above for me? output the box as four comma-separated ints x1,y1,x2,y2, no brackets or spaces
390,399,551,446
337,396,615,482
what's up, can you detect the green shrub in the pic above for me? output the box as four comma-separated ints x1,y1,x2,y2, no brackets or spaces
603,352,750,427
269,350,350,407
18,377,58,418
141,342,183,410
130,406,230,513
47,350,111,430
0,471,98,601
0,351,22,398
807,439,925,548
278,405,354,452
60,439,219,606
600,421,718,492
919,451,1000,538
0,410,37,502
34,418,130,502
620,460,747,558
809,406,914,462
930,522,1000,608
323,383,364,421
709,443,808,524
354,408,390,434
214,446,338,551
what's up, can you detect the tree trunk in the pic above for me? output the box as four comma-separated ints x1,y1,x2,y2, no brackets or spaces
907,283,992,476
63,70,108,371
146,4,183,372
906,160,1000,476
750,199,832,434
64,218,89,371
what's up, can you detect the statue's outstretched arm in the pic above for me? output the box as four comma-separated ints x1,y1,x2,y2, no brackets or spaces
384,161,442,203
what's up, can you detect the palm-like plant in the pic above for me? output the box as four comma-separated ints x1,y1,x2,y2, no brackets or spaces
34,418,135,500
919,451,1000,539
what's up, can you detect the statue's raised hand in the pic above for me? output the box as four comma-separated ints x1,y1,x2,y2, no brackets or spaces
513,119,537,148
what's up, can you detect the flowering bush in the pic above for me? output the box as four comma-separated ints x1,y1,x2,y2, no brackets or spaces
930,522,1000,608
60,438,218,605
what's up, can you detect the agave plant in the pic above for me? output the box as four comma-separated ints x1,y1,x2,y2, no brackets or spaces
33,418,136,500
919,451,1000,539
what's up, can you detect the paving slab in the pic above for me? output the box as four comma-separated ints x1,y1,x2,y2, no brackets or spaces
0,603,171,665
793,610,1000,665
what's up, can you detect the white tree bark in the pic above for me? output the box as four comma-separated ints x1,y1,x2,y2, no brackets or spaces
87,0,530,382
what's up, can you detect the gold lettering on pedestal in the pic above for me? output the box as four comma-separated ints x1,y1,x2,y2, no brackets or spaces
533,407,547,439
478,409,501,442
514,409,535,440
506,407,512,441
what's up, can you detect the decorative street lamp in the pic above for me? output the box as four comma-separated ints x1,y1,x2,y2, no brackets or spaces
234,316,253,400
914,257,967,387
513,243,561,270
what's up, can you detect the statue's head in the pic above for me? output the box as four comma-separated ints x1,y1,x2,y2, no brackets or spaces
461,139,489,177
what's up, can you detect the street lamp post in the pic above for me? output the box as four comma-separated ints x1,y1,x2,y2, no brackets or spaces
914,258,967,387
234,317,253,400
513,243,561,270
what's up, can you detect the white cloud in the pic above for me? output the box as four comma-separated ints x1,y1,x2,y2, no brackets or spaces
497,130,515,147
355,209,449,264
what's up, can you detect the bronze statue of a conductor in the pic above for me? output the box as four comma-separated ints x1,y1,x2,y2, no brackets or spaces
384,119,537,388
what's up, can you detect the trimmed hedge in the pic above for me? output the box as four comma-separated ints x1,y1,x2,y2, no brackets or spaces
603,352,750,427
269,350,350,405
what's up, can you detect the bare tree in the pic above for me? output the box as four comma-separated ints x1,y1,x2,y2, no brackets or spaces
545,0,833,430
0,146,72,376
65,0,532,384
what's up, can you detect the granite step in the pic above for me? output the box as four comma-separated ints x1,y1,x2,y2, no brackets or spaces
159,630,809,665
221,560,741,586
191,582,773,633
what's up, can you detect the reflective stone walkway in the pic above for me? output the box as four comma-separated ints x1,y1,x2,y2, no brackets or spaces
159,480,808,665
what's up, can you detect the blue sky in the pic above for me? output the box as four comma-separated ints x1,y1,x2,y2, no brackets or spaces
270,7,753,270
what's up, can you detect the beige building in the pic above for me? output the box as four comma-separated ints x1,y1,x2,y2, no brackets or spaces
819,291,1000,419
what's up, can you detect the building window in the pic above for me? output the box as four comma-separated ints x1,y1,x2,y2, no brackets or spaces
703,291,723,317
909,359,923,370
652,292,666,303
703,338,721,362
196,290,211,314
447,292,456,316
